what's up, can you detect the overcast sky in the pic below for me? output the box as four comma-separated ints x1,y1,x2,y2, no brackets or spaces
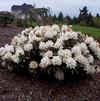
0,0,100,17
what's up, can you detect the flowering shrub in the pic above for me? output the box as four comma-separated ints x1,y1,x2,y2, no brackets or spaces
0,24,100,81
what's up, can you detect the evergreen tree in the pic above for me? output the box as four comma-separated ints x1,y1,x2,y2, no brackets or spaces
73,16,77,24
58,12,63,22
87,12,94,26
52,14,57,22
78,6,88,23
96,13,99,18
66,15,72,25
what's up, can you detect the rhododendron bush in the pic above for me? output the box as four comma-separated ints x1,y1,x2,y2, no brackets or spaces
0,24,100,81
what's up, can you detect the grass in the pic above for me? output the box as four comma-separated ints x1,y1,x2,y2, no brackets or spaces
72,25,100,38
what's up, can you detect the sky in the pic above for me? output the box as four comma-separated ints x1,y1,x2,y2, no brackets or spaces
0,0,100,17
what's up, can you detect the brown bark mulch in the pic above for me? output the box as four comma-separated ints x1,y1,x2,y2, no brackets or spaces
0,26,100,101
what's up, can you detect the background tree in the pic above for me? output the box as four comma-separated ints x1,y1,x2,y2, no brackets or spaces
66,15,72,25
96,13,99,18
58,12,63,22
87,12,95,26
73,16,77,25
0,12,13,27
52,14,57,22
78,6,88,24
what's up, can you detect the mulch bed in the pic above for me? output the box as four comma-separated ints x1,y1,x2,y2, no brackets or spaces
0,26,100,101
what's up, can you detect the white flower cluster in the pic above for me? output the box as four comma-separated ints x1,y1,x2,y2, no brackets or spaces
29,61,38,69
85,36,100,59
0,24,100,81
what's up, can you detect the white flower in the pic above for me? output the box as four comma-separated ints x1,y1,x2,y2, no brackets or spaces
51,24,60,32
58,49,72,63
39,42,47,50
75,54,91,71
39,56,51,68
58,49,71,58
52,56,62,65
55,70,64,81
44,51,53,57
75,54,87,64
54,37,64,49
87,55,94,64
28,34,41,43
11,54,19,63
29,61,38,69
61,33,69,41
71,32,78,39
90,41,99,50
85,65,92,74
35,30,43,36
24,43,33,52
39,26,45,33
71,45,81,55
46,40,54,48
11,36,19,45
4,44,14,53
0,47,6,56
88,41,100,59
61,25,69,32
43,26,51,33
17,35,27,45
22,28,31,35
66,57,76,69
34,26,40,31
21,30,26,35
64,31,78,40
79,43,89,54
44,30,53,38
52,31,58,36
16,47,24,55
54,41,63,49
85,36,94,44
3,52,12,60
39,40,54,50
79,43,87,50
29,30,34,37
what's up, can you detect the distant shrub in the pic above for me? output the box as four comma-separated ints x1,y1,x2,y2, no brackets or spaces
79,21,87,27
0,12,13,27
16,19,25,27
31,22,38,28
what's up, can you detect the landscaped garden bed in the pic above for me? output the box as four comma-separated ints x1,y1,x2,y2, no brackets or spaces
0,25,100,101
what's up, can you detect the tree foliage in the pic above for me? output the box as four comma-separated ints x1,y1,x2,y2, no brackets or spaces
0,12,13,27
58,12,63,22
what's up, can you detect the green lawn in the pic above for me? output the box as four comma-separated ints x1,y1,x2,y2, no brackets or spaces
72,25,100,38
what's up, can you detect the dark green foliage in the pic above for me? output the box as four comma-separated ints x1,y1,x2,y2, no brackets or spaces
73,16,77,25
16,19,25,27
96,13,99,18
77,6,95,27
65,15,72,25
0,12,14,27
58,12,63,22
52,14,57,22
79,21,87,27
87,12,95,27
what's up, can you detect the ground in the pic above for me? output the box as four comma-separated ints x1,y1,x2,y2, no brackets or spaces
0,26,100,101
